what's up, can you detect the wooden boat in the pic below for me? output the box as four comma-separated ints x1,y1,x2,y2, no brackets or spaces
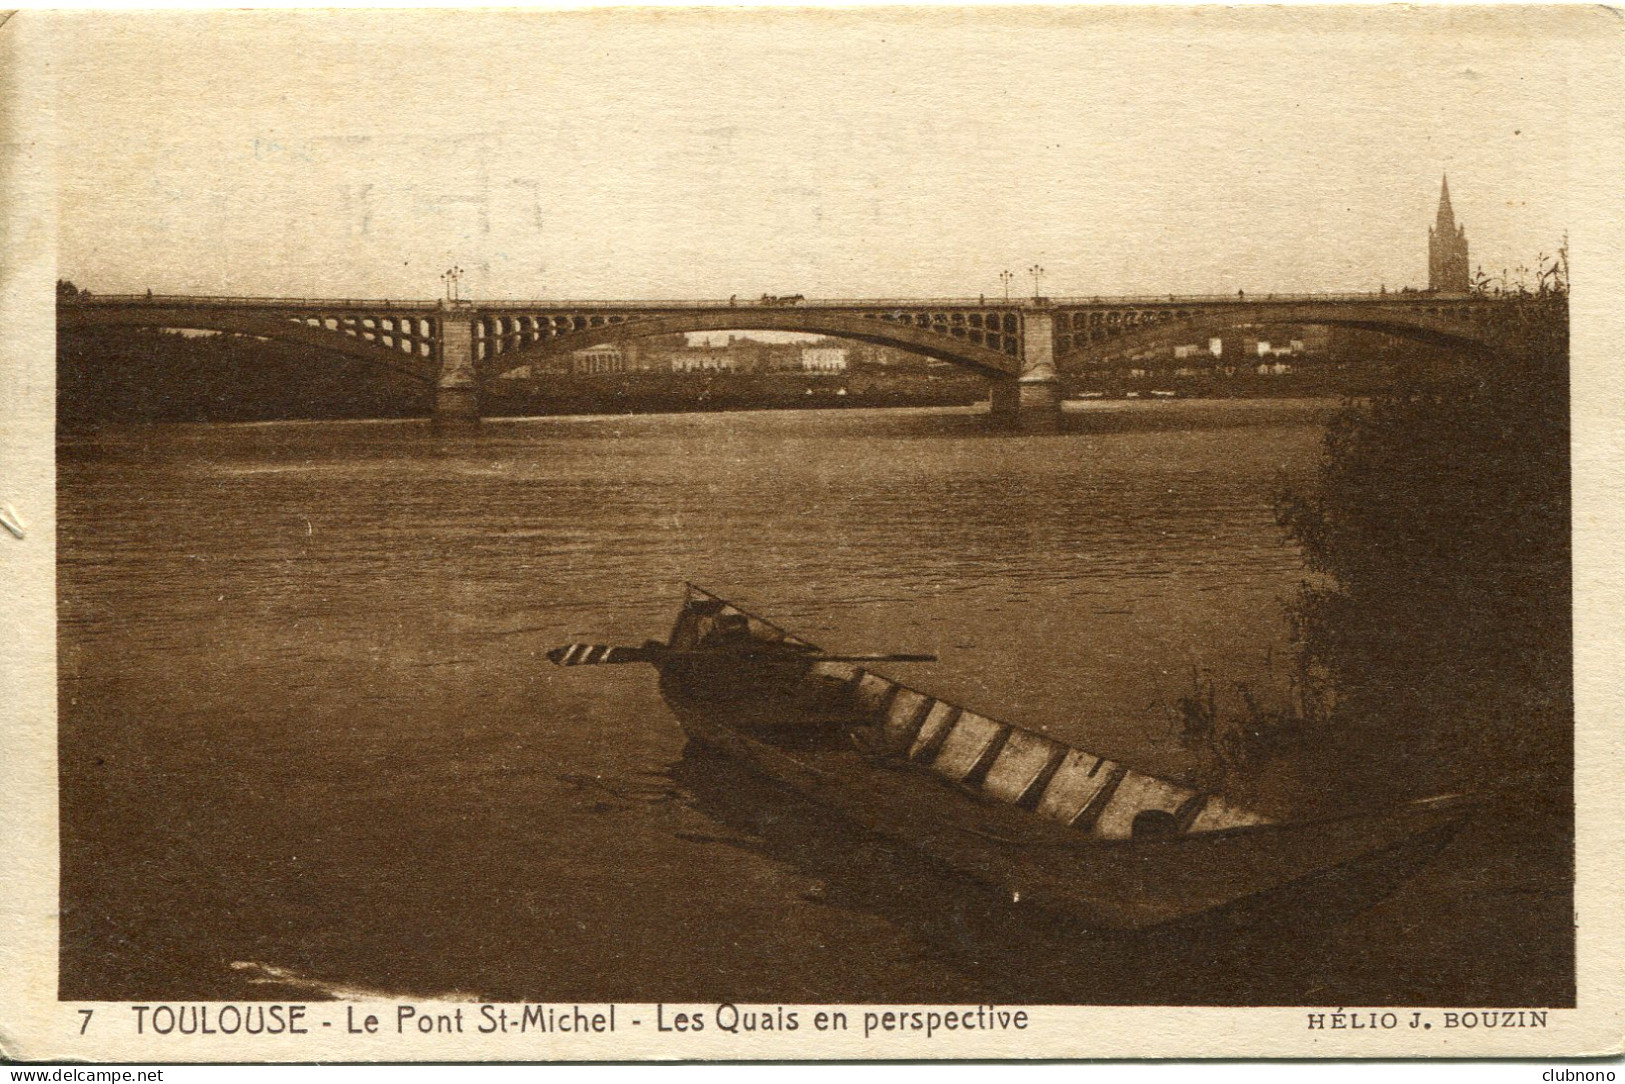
552,584,1477,932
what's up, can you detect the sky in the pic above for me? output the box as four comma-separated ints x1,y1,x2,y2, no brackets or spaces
49,7,1594,301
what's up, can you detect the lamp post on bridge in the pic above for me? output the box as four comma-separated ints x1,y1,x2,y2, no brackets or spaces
433,265,478,432
999,270,1014,302
441,266,465,305
989,263,1060,431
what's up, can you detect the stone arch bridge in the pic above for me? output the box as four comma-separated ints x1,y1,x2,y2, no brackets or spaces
59,293,1537,429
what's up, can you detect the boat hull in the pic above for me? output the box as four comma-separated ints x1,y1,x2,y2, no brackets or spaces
654,585,1476,932
665,690,1465,931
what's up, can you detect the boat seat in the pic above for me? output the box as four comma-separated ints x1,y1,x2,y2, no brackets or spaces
1033,750,1123,828
927,712,1008,785
980,729,1067,806
1092,771,1200,839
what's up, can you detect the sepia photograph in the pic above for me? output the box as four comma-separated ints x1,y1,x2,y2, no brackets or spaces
4,3,1622,1063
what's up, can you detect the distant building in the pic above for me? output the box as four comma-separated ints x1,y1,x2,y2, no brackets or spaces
1428,175,1471,293
1173,341,1220,360
1222,333,1260,361
800,346,848,372
728,337,804,373
671,349,738,373
761,343,806,372
571,344,627,374
1297,326,1332,353
851,343,936,370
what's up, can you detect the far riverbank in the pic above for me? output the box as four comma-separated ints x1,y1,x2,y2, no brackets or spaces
59,324,1380,426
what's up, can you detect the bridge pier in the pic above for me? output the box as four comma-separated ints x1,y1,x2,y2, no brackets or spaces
433,308,481,432
989,377,1020,417
988,309,1063,432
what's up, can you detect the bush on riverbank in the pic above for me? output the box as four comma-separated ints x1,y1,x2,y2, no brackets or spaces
1190,285,1571,815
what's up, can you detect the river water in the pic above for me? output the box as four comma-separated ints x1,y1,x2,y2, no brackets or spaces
63,398,1553,1005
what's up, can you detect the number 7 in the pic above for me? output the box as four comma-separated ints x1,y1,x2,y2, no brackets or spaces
77,1008,93,1034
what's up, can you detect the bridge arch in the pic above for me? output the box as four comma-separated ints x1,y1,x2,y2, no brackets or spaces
479,308,1021,379
1056,303,1501,371
57,306,441,385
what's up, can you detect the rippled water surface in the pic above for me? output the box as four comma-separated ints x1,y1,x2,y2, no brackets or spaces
62,401,1344,1002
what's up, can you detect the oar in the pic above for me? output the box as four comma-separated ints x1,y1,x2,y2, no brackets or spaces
547,643,936,667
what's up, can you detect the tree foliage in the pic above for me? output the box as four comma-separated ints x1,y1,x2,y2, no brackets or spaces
1176,250,1572,812
1270,264,1570,807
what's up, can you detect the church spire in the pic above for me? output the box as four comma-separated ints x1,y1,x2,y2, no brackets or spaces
1436,174,1455,230
1429,174,1470,293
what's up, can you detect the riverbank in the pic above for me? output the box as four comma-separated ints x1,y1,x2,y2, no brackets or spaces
479,369,987,418
59,326,1378,426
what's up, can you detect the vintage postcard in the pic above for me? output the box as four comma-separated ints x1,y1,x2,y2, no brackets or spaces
2,4,1622,1064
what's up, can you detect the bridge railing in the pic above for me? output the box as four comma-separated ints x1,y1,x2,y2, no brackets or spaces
64,290,1490,310
63,294,446,309
63,294,1028,308
1046,291,1488,304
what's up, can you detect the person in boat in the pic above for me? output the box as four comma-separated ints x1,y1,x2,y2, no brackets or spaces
702,611,755,649
692,607,815,665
